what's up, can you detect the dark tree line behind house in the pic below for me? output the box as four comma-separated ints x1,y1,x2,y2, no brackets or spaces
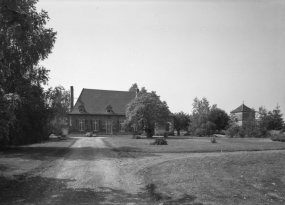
0,1,65,146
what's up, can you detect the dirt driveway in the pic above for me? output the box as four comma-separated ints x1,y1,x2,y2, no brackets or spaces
0,137,151,204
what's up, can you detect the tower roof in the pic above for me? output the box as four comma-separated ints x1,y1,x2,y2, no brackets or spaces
230,104,254,113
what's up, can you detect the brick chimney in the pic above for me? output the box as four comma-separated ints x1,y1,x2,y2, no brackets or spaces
70,86,74,111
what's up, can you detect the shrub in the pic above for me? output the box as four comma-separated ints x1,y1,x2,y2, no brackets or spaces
270,133,285,142
211,137,217,143
226,124,240,138
163,132,168,138
85,132,92,137
168,131,175,136
184,132,191,136
152,138,168,145
132,135,141,139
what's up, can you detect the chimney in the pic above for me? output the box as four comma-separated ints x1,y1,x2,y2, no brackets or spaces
70,86,74,111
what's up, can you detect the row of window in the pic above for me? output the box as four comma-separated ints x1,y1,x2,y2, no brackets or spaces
76,119,125,132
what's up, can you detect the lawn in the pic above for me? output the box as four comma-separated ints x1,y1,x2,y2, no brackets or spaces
142,151,285,205
103,135,285,204
102,135,285,153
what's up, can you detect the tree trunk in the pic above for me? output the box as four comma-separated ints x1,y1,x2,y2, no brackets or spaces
177,130,180,136
146,127,154,138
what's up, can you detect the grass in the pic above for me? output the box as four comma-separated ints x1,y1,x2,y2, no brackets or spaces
142,151,285,205
102,135,285,153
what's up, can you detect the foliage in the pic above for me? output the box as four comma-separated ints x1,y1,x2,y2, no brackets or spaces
211,137,217,143
132,135,141,139
270,133,285,142
208,107,230,131
267,105,284,131
151,138,168,145
173,111,190,136
189,97,228,136
125,90,170,138
226,105,285,138
0,0,56,145
128,83,138,92
45,85,70,133
225,123,240,137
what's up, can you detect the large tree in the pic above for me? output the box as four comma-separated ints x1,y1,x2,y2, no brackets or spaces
267,105,284,131
125,91,170,137
173,111,190,136
0,0,56,145
208,107,230,131
189,97,229,136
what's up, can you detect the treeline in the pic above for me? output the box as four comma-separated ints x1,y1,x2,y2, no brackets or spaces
0,1,68,146
174,97,285,137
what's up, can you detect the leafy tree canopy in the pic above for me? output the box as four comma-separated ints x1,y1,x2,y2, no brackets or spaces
173,111,190,136
129,83,138,92
0,0,56,145
125,90,170,137
208,107,230,131
189,97,229,136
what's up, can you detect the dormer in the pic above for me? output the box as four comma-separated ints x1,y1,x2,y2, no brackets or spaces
106,105,114,114
78,104,86,113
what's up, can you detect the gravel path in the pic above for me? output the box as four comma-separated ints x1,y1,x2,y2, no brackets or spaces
41,137,143,194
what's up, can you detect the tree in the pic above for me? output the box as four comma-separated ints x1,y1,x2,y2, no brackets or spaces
267,105,284,131
125,91,170,138
129,83,138,92
188,97,213,136
208,107,230,131
0,1,56,145
173,112,190,136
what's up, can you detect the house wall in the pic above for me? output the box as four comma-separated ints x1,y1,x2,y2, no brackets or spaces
68,114,131,135
232,111,255,126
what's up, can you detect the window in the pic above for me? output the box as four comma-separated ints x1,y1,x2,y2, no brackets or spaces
79,108,84,113
92,120,99,131
119,120,125,132
79,119,85,131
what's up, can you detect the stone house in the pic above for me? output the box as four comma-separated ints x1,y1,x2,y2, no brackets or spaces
230,103,255,126
67,87,174,135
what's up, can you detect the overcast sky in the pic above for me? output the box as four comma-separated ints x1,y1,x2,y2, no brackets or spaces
37,0,285,116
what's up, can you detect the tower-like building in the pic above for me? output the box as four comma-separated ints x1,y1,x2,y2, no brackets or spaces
230,103,255,126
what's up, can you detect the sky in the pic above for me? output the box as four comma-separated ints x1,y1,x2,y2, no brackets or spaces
36,0,285,116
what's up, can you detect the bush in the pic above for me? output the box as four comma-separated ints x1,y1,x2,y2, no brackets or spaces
226,124,240,138
163,132,168,138
184,132,191,136
271,134,285,142
211,137,217,143
132,135,141,139
151,138,168,145
168,131,175,136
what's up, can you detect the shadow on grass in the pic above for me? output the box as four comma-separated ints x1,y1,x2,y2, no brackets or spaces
0,175,150,205
145,183,204,205
0,175,205,205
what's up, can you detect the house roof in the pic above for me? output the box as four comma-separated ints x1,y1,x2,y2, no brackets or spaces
230,103,254,113
69,89,136,115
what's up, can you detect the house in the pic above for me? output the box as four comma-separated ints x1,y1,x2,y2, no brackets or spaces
230,103,255,126
67,87,174,135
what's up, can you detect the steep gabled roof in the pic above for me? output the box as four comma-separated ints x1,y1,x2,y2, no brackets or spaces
231,104,254,113
70,89,136,115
